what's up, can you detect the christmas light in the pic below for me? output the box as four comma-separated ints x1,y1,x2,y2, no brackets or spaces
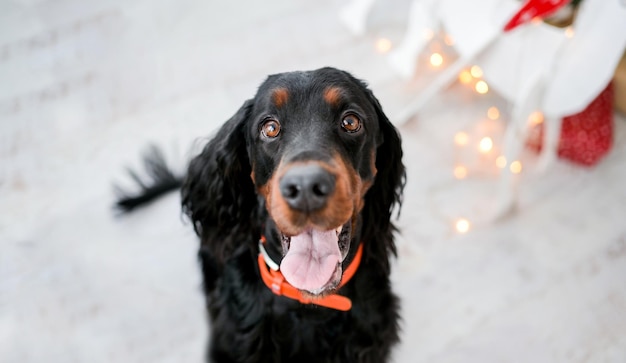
475,80,489,94
430,52,444,67
455,218,470,233
496,155,507,168
565,26,574,38
454,165,468,179
375,38,393,53
510,160,522,174
454,131,469,146
458,70,473,84
487,106,500,120
479,137,493,153
528,111,544,125
444,34,455,46
470,65,483,78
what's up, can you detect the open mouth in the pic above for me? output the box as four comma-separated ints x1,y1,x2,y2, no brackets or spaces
278,221,352,295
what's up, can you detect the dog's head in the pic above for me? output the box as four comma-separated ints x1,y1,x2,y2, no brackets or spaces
183,67,404,296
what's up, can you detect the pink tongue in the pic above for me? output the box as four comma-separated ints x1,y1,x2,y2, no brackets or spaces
280,229,341,292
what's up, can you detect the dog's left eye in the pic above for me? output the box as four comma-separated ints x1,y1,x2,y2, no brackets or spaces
341,114,361,133
261,119,281,138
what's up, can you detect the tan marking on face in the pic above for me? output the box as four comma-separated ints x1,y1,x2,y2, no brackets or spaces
323,86,343,107
257,155,356,236
272,88,289,108
370,149,378,178
345,159,366,214
358,149,377,201
257,148,379,236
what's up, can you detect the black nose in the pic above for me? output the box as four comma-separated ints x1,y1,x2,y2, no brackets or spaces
279,165,336,212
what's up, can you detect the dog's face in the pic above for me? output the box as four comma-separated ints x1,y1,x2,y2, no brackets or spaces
245,68,383,295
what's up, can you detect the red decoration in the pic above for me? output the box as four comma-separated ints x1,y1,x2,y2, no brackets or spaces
527,82,614,166
504,0,570,32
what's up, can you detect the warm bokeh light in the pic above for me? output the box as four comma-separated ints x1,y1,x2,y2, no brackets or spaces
454,131,469,146
528,111,544,126
470,65,483,78
475,80,489,94
458,70,473,84
487,106,500,120
375,38,393,53
496,155,507,169
454,165,468,179
430,52,444,67
455,218,470,233
565,26,574,38
510,160,523,174
444,34,455,46
479,137,493,153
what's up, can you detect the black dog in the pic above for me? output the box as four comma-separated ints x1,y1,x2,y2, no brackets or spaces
117,67,405,362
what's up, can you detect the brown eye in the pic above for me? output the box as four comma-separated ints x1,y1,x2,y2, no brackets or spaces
341,114,361,133
261,119,281,138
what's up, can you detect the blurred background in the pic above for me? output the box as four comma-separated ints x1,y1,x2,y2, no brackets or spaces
1,0,626,362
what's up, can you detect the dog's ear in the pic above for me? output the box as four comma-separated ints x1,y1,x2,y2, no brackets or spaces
362,88,406,273
182,100,258,267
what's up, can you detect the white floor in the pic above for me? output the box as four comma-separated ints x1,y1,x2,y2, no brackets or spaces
2,1,626,362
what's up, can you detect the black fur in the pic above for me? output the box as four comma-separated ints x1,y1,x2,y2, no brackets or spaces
117,67,405,362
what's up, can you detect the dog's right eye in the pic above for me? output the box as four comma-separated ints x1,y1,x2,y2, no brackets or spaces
261,119,281,138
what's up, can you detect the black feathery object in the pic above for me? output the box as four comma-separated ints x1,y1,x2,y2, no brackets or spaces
114,145,182,213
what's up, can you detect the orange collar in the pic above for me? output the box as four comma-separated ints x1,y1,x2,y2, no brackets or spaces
257,236,363,311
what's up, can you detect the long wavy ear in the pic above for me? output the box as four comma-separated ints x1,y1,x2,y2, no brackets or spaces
182,100,258,269
361,88,406,274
